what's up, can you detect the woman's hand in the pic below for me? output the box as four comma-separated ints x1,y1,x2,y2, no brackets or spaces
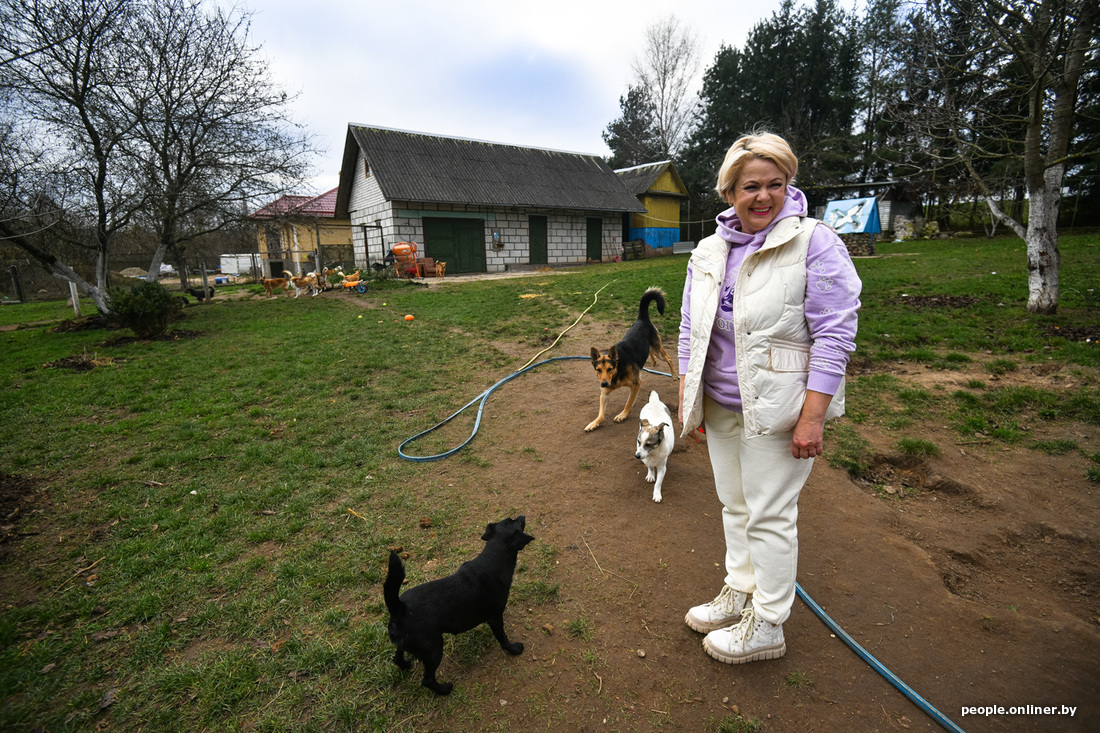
793,390,832,459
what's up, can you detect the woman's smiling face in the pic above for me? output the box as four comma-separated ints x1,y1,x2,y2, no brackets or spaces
729,157,788,234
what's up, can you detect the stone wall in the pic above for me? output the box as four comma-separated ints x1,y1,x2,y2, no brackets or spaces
840,232,876,256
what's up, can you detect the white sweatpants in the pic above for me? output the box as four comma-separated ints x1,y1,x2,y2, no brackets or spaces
703,395,814,625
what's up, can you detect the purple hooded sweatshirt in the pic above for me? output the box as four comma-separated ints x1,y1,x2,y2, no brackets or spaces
678,186,862,414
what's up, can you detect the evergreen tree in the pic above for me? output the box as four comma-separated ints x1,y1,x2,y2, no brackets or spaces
677,44,745,231
602,85,663,169
678,0,861,232
855,0,908,182
1064,43,1100,226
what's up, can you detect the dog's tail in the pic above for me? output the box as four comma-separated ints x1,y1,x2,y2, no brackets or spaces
639,286,667,321
383,550,407,622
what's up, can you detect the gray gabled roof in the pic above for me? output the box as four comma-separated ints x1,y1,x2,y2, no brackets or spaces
335,125,645,217
614,161,688,198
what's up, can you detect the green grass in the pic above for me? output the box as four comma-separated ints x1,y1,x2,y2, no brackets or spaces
714,713,765,733
1028,439,1079,456
894,438,941,457
564,616,594,641
1,233,1099,730
853,234,1100,366
0,298,88,326
785,670,814,688
1088,454,1100,483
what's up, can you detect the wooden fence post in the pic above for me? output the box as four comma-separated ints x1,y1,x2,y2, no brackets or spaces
68,281,81,317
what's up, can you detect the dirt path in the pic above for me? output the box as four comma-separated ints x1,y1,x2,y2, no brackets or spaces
394,340,1097,732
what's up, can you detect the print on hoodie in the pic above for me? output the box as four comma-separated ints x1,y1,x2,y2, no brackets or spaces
716,281,735,333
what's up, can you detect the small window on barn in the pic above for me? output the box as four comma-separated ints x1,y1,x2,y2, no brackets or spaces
363,159,371,178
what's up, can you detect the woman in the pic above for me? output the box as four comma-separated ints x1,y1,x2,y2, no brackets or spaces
678,132,861,664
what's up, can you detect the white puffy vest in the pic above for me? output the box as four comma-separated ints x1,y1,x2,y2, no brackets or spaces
680,216,845,439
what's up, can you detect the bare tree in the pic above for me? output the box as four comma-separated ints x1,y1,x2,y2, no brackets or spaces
631,15,701,158
1,0,139,313
0,110,104,304
894,0,1098,314
122,0,314,285
0,0,313,312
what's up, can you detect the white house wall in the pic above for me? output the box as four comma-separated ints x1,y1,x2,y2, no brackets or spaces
347,153,392,268
483,210,622,269
346,150,625,272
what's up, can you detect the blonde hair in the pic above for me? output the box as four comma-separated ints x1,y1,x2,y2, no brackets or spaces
716,132,799,203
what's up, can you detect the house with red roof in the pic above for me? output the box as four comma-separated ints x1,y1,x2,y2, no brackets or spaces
249,187,352,277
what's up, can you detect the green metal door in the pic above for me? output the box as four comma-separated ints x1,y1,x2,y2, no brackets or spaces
586,217,603,261
529,215,547,265
423,218,486,274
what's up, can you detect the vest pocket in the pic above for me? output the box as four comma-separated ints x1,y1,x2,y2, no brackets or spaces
768,339,810,373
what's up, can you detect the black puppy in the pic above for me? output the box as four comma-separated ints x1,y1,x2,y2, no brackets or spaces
187,286,215,302
383,515,534,696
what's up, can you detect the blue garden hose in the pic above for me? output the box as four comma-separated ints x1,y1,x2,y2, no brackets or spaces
397,356,672,462
398,357,966,733
796,583,966,733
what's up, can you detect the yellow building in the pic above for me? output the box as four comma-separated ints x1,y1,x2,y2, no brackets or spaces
615,161,689,249
249,188,352,276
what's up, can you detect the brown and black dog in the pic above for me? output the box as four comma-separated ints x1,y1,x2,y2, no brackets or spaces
586,286,677,432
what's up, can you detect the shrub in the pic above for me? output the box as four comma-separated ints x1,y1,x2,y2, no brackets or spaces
109,281,183,338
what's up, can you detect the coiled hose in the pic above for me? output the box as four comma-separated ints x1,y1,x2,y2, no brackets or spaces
397,288,965,733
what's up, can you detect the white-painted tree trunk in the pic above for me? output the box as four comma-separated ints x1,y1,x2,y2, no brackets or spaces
1023,172,1063,315
983,165,1063,316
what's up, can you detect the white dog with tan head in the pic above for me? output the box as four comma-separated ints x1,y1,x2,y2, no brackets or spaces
635,390,675,503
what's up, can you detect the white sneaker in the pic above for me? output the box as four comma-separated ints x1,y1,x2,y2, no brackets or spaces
684,584,749,633
703,607,786,664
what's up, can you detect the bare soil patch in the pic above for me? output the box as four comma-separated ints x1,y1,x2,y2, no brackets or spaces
0,473,44,568
890,294,981,308
42,352,126,371
100,329,201,347
396,350,1097,732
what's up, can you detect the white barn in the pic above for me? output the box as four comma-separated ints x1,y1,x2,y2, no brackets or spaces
334,124,646,274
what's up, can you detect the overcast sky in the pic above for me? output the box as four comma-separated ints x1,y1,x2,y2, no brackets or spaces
235,0,785,194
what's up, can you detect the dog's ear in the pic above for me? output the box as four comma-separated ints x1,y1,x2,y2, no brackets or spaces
640,419,651,428
510,531,535,551
481,523,496,541
590,347,601,366
608,345,619,365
